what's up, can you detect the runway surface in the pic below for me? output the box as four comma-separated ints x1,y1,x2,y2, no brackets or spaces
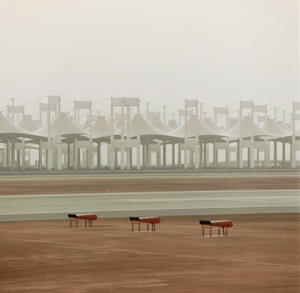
0,189,299,222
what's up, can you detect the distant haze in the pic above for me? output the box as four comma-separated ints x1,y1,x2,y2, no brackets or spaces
0,0,299,115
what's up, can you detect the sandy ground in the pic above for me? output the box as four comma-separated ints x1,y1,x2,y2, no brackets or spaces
0,214,299,292
0,176,299,195
0,173,299,292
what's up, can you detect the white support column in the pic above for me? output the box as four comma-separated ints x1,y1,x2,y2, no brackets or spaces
206,143,210,167
189,148,194,168
290,142,293,167
110,97,140,170
28,148,31,166
0,149,3,167
3,149,5,167
96,143,100,169
199,143,203,168
157,141,162,168
172,142,175,168
126,106,130,169
213,142,216,168
282,142,286,167
238,101,253,168
195,102,199,169
184,100,188,169
163,141,167,168
226,107,229,168
107,143,110,167
67,143,71,168
120,101,125,170
239,101,243,169
73,138,77,170
183,99,198,169
274,141,277,168
146,139,150,169
39,139,43,170
22,138,26,170
203,143,207,167
11,139,15,169
291,102,296,168
47,97,51,170
88,101,93,169
250,102,254,169
110,98,114,170
177,142,181,168
264,108,269,168
137,101,141,170
57,97,62,170
6,141,10,168
225,142,230,168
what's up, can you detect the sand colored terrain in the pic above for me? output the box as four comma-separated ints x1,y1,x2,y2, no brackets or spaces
0,214,299,292
1,172,299,292
0,176,299,195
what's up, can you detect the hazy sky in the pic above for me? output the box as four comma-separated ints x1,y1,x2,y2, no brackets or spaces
0,0,299,119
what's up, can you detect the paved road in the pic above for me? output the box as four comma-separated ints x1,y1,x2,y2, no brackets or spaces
0,190,299,222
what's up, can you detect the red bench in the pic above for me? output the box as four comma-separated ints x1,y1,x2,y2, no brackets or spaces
68,214,98,227
200,220,233,236
130,217,161,232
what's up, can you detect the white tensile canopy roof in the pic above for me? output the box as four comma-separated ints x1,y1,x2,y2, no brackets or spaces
224,119,238,131
35,113,91,138
277,121,292,132
169,115,225,141
17,115,41,132
167,119,179,129
0,112,42,140
115,115,181,141
150,117,172,133
285,123,292,130
271,128,300,142
114,119,126,129
203,118,223,133
263,118,289,137
223,116,272,140
82,120,91,130
91,116,113,137
91,116,116,139
286,128,300,139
